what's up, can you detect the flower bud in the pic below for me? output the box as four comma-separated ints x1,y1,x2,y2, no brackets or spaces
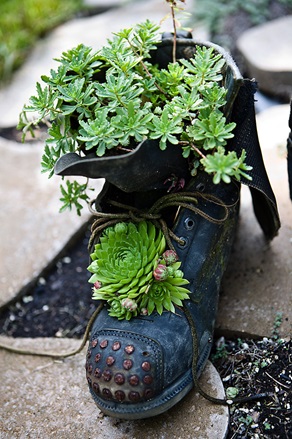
94,281,102,290
121,298,138,312
163,250,179,265
153,264,169,281
174,269,184,278
140,307,148,316
166,266,174,277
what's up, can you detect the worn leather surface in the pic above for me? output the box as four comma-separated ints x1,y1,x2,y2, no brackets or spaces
54,140,190,192
228,79,281,238
85,172,240,418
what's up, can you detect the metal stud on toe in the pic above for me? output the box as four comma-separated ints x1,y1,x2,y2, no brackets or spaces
86,332,162,404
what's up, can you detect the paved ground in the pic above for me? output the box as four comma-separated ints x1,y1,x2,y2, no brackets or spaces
0,336,228,439
0,0,291,437
217,103,292,338
237,15,292,99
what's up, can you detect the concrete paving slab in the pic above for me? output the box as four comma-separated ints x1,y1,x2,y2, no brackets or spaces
0,337,228,438
0,0,206,129
0,137,103,308
217,104,292,338
236,16,292,99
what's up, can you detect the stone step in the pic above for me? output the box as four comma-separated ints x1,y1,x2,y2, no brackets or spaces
0,336,228,438
217,104,292,338
236,16,292,99
0,136,103,308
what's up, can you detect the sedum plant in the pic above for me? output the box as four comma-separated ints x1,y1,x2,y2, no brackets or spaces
88,221,190,320
18,19,252,215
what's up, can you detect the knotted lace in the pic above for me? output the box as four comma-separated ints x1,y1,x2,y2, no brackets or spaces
88,190,229,252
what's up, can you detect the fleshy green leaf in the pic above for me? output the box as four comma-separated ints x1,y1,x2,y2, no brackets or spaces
88,221,190,319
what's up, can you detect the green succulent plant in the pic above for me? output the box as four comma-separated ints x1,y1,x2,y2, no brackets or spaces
18,18,252,215
88,221,190,320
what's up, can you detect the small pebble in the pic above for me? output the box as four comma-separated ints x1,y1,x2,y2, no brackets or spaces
23,295,33,303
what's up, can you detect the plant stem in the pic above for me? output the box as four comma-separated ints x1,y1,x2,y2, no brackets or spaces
179,140,206,159
190,143,206,159
166,0,186,62
124,35,167,95
139,59,166,95
170,2,177,63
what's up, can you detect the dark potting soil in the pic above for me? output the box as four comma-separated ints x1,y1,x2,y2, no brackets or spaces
212,337,292,439
0,223,96,339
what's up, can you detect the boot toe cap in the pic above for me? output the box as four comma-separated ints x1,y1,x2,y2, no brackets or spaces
86,328,163,406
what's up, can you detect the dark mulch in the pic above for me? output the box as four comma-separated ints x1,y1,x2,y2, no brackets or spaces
0,223,95,339
212,337,291,439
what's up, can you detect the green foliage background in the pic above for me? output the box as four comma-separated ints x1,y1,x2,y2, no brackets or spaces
0,0,83,84
2,0,292,85
193,0,292,35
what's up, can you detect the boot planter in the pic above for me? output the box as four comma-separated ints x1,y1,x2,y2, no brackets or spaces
19,18,280,420
84,172,240,419
54,32,242,193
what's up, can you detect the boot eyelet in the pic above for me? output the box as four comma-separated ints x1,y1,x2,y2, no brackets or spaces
184,217,195,230
178,237,188,249
196,183,205,192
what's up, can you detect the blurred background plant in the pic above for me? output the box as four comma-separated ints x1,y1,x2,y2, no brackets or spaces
2,0,292,86
194,0,292,31
192,0,292,53
0,0,84,84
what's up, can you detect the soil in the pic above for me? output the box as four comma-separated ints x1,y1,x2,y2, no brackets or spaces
0,1,291,437
0,223,95,339
212,337,291,439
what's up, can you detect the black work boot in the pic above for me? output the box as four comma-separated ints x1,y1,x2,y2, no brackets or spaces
55,36,280,419
85,171,240,419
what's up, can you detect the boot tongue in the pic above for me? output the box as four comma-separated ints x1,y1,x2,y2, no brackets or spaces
54,140,190,193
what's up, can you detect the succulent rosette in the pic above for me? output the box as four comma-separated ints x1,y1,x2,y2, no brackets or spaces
88,221,165,298
142,260,190,315
88,221,190,319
